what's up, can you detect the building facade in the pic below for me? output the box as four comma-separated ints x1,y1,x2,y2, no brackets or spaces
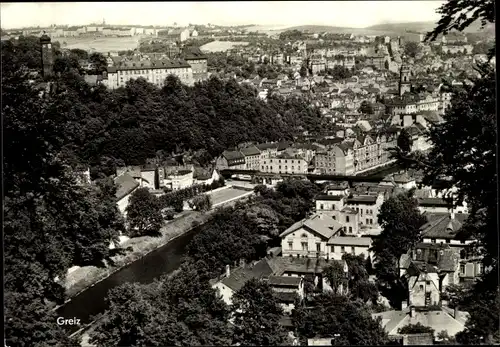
103,59,193,89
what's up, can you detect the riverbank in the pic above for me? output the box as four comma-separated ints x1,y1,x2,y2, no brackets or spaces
61,190,254,302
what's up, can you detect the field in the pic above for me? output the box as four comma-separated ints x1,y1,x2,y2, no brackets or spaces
200,40,249,53
208,187,253,206
59,36,142,53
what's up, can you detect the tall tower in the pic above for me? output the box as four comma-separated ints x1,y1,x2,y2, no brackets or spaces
40,33,53,78
399,57,411,97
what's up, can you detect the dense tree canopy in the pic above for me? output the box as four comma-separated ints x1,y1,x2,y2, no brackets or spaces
126,188,164,236
89,261,233,346
292,293,389,345
231,279,288,346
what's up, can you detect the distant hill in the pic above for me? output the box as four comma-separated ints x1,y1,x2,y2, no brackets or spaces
366,21,495,34
258,21,494,37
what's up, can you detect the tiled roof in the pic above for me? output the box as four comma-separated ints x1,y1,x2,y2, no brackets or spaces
220,259,274,292
326,181,349,190
341,207,358,214
256,142,278,151
316,194,344,201
280,214,342,240
240,145,261,157
327,236,372,246
268,276,301,287
421,213,470,239
347,195,377,204
114,173,139,201
193,167,213,180
373,307,469,337
107,59,190,73
417,197,451,207
223,150,245,161
267,256,346,276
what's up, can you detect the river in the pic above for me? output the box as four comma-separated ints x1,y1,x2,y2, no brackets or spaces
57,164,403,336
56,226,202,334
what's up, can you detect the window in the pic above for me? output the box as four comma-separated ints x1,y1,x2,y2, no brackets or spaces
320,204,324,210
446,239,450,243
431,239,436,243
351,247,355,254
288,242,293,250
332,215,336,220
331,246,335,253
366,219,369,225
301,233,308,238
419,284,424,290
426,281,430,286
346,216,350,222
301,242,308,251
316,243,321,252
341,246,345,253
349,227,352,233
460,264,465,274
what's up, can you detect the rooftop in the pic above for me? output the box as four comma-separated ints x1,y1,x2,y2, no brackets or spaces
114,173,139,201
280,214,343,240
327,236,372,246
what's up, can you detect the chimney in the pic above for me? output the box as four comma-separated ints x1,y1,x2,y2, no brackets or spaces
410,305,416,318
402,300,408,310
225,264,230,278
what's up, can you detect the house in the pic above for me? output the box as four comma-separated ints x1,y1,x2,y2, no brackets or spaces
417,198,468,214
260,153,308,175
267,275,305,313
114,173,140,216
215,150,246,170
193,167,220,186
374,306,469,340
212,256,335,312
324,181,350,196
280,214,343,259
165,169,194,191
345,193,385,229
240,145,262,170
327,236,373,261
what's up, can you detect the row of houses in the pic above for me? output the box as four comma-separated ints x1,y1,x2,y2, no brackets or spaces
114,164,220,216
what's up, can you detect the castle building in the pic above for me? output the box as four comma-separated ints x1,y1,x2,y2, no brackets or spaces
102,59,194,89
40,33,54,78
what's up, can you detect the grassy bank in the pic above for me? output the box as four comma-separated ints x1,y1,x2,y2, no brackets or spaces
62,193,254,301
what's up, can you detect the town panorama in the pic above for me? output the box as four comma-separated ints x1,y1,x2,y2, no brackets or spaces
2,1,497,346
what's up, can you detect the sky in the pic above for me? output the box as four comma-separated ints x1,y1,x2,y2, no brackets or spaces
0,1,445,30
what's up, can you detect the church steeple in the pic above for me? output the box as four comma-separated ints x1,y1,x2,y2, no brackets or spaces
399,55,411,97
40,32,54,78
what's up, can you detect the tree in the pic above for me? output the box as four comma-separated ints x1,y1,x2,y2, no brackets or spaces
342,254,379,304
371,190,426,307
90,261,233,346
323,261,347,294
189,194,212,211
425,0,495,42
359,100,374,115
231,278,287,346
404,41,421,58
396,128,413,155
398,1,498,342
300,64,308,78
89,52,108,74
292,293,389,345
126,188,163,236
398,322,435,335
